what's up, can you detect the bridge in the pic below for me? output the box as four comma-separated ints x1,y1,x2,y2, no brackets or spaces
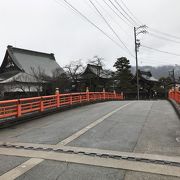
0,91,180,180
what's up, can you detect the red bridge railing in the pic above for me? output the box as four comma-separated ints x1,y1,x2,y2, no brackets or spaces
169,89,180,103
0,91,123,120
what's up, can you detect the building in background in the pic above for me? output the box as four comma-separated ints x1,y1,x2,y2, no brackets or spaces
132,70,159,99
0,45,64,99
80,64,113,92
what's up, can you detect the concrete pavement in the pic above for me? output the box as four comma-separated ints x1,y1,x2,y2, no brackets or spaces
0,100,179,180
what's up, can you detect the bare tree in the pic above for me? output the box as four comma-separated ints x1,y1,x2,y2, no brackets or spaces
10,73,34,96
30,66,47,96
87,56,105,67
64,60,85,91
49,68,71,93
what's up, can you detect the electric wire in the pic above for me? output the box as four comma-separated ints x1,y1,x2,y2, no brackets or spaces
114,0,138,26
88,0,134,56
59,0,134,56
101,0,132,27
148,33,180,44
142,45,180,57
107,0,135,26
93,0,133,38
149,28,180,40
55,0,180,66
118,0,180,41
118,0,142,25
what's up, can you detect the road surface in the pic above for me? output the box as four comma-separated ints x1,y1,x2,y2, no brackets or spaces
0,100,179,180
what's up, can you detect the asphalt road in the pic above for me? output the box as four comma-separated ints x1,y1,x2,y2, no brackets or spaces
0,100,179,180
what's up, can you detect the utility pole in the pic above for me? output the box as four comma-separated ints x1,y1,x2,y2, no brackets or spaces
134,27,139,100
172,69,176,90
134,25,147,100
169,68,176,90
171,69,176,99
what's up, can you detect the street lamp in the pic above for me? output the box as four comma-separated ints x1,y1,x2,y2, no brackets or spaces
134,25,148,100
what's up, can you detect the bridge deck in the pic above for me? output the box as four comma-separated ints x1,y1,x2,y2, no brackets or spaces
0,100,179,180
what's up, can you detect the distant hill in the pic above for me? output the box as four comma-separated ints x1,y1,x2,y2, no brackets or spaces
131,65,176,79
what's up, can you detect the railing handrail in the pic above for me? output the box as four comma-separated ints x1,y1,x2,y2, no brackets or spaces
0,91,123,120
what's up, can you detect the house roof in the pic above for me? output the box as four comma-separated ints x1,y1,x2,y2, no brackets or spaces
141,75,158,82
139,70,158,82
0,72,43,84
0,70,20,81
3,45,64,77
83,64,112,79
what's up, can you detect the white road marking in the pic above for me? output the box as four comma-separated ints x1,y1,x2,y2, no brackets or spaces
0,102,133,179
0,158,43,180
57,102,133,145
0,147,180,178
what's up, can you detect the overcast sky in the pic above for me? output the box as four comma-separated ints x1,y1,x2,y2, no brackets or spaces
0,0,179,69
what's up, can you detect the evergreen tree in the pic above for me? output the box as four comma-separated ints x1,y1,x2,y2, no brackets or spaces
113,57,134,91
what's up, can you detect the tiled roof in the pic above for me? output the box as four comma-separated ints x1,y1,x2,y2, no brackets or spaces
139,70,158,82
0,72,44,83
84,64,112,79
6,45,64,77
0,70,20,81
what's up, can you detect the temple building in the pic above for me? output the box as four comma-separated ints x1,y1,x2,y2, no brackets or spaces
80,64,113,92
0,45,64,99
133,70,159,99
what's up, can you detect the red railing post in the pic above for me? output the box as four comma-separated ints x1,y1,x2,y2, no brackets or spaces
86,87,90,101
121,92,124,100
79,93,82,103
56,88,60,107
40,97,44,112
70,94,73,105
113,90,116,99
174,90,176,102
103,88,106,100
17,100,22,117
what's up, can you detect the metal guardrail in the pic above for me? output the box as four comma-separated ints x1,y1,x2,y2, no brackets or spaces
0,91,123,119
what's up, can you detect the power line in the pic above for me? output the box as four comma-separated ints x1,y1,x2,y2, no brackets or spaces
85,0,102,17
93,0,133,38
107,0,135,26
58,0,133,54
118,0,180,41
114,0,138,26
139,56,178,64
142,45,180,57
101,0,132,27
149,28,180,40
118,0,142,25
139,59,172,65
148,32,180,44
88,0,134,56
